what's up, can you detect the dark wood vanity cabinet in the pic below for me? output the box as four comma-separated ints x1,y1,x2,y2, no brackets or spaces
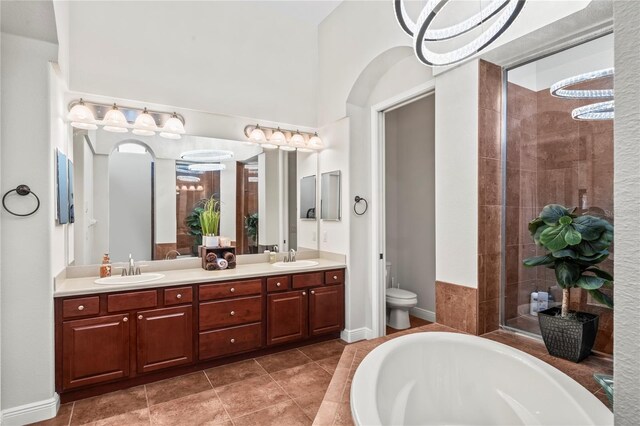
55,268,344,401
136,306,193,374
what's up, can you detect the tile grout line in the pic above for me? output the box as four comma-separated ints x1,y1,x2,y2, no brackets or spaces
67,402,75,426
268,371,307,419
143,384,151,426
204,368,236,426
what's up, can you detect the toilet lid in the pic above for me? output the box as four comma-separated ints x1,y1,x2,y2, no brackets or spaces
386,288,417,300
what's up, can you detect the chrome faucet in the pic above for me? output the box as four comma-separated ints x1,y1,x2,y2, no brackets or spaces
284,248,296,263
121,254,141,276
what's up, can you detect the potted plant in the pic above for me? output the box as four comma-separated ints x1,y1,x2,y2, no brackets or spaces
200,196,221,247
524,204,613,362
244,213,259,253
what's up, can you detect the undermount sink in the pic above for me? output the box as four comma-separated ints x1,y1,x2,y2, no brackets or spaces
272,260,319,268
94,273,165,285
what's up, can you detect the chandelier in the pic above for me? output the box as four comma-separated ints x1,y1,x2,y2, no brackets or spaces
550,68,614,121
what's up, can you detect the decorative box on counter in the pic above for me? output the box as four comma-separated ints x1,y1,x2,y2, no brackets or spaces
199,246,237,270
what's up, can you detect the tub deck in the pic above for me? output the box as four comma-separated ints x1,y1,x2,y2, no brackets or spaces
312,324,613,425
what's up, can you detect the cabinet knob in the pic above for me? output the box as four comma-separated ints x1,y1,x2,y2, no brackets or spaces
333,275,338,280
230,338,235,344
230,311,235,316
311,290,315,295
276,282,281,287
122,317,128,322
77,305,85,311
138,315,143,320
230,287,235,293
302,291,306,296
176,294,182,299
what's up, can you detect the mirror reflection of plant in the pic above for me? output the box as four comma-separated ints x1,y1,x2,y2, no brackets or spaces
185,205,204,245
200,196,221,236
245,213,259,250
524,204,613,317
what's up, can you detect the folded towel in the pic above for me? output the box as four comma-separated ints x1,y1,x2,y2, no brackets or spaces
216,258,229,270
223,252,236,263
204,262,217,271
205,252,217,262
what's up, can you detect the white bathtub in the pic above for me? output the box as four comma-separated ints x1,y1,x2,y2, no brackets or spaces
351,332,612,425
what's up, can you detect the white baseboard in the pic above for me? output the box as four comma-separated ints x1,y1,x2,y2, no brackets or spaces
341,327,374,343
1,393,59,425
411,307,436,323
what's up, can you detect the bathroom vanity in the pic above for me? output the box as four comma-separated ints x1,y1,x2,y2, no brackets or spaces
54,262,345,402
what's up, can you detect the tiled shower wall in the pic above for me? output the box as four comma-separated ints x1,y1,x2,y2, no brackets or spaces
505,80,614,354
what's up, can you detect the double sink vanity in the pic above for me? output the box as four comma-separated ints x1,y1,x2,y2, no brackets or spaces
54,257,345,402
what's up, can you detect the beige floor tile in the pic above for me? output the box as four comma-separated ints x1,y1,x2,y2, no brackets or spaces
149,390,230,425
256,349,313,373
205,359,268,388
91,408,149,426
70,386,147,425
271,363,332,399
216,374,290,418
233,400,311,426
146,371,212,406
315,355,342,374
299,340,346,361
294,390,326,420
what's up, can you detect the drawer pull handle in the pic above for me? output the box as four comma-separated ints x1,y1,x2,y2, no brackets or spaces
302,291,306,296
311,290,315,295
230,338,235,343
176,294,182,299
230,311,235,316
333,275,338,280
77,305,85,311
138,315,143,320
230,287,235,293
276,282,281,287
122,317,128,322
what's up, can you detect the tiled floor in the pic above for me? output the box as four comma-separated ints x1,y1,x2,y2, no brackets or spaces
34,339,346,426
385,315,431,336
314,324,614,426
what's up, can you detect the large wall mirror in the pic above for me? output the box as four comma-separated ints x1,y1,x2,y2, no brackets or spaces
72,128,319,264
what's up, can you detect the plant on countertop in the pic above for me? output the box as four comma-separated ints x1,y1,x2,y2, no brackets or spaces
524,204,614,317
245,212,259,250
200,196,221,237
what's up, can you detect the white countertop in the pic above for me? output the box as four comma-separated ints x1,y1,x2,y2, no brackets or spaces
54,258,346,297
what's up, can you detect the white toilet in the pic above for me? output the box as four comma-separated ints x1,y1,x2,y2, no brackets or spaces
385,262,418,330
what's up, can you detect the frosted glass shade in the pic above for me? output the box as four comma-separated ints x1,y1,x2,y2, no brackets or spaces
249,126,267,142
67,101,95,123
132,109,158,136
290,132,306,148
269,128,286,144
162,113,186,135
308,133,324,149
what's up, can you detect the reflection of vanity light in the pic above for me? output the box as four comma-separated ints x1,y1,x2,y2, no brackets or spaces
188,185,196,191
180,150,234,162
244,164,259,171
196,185,204,191
117,143,147,154
188,163,226,172
248,177,259,183
180,185,188,191
177,175,201,183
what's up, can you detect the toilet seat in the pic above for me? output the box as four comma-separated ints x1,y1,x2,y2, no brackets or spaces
386,288,417,300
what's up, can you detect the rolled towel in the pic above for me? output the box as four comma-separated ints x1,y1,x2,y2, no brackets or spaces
216,258,229,270
205,252,217,263
223,251,236,263
204,262,217,271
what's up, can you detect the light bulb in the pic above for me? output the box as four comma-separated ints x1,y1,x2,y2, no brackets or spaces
249,125,266,143
103,104,128,133
132,108,158,136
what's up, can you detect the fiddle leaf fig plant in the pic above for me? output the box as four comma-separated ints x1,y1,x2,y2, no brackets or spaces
524,204,613,317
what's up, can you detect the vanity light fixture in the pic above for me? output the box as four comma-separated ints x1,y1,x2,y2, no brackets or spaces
394,0,526,67
67,98,98,130
243,124,323,152
103,104,129,133
550,68,614,121
132,108,158,136
188,163,227,172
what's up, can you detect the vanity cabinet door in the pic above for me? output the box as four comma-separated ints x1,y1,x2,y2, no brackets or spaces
136,306,193,374
267,291,308,345
309,285,344,337
62,314,130,390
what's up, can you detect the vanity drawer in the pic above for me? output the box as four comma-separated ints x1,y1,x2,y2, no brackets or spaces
267,276,290,292
199,279,262,301
199,296,262,330
63,296,100,319
292,272,324,289
325,270,344,285
108,290,158,313
164,287,193,306
199,323,262,360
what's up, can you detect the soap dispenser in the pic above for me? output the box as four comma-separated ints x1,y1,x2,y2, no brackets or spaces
269,245,278,264
100,253,112,278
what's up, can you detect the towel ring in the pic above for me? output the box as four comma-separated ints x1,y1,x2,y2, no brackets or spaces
354,196,368,216
2,185,40,217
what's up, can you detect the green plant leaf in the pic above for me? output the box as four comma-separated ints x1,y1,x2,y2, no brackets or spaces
533,224,549,246
564,226,582,245
540,225,569,251
576,251,609,265
574,238,610,257
551,249,578,259
523,254,555,267
585,267,614,281
554,261,581,287
576,275,607,290
572,216,609,241
588,290,613,308
540,204,570,225
528,217,544,236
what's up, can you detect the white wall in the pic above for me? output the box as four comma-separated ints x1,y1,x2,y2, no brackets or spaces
66,1,319,126
613,1,640,421
385,95,436,313
434,59,479,288
1,34,60,423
